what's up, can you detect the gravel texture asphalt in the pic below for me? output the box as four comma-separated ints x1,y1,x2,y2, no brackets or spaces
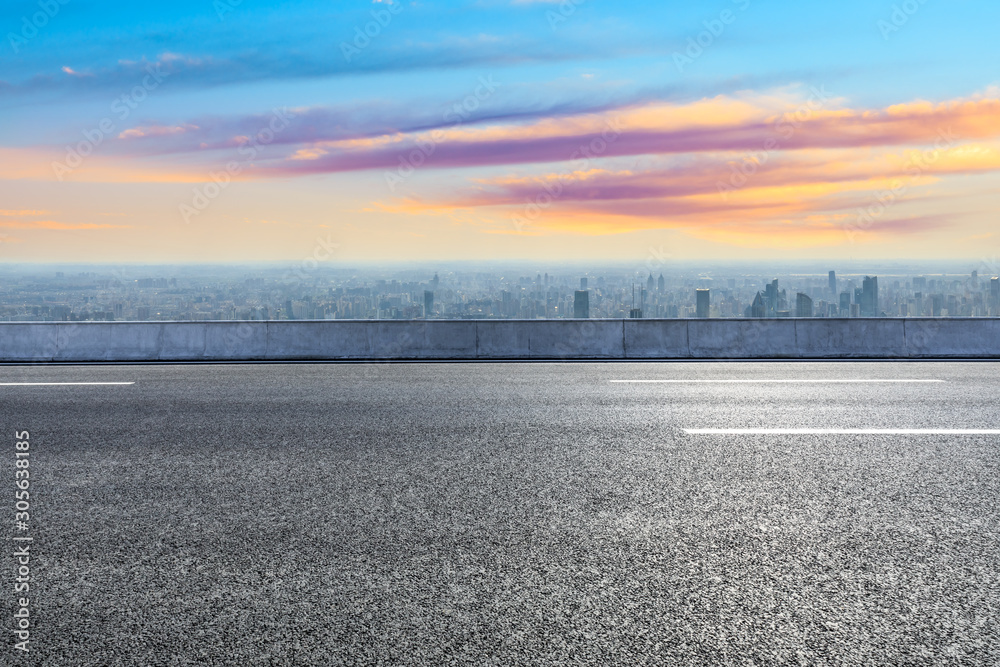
1,361,998,666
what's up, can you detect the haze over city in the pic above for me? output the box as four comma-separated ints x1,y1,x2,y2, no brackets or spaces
3,262,999,322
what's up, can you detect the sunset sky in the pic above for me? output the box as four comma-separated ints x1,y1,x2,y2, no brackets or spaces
1,0,998,263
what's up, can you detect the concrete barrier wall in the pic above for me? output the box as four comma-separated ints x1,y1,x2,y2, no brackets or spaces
0,319,998,361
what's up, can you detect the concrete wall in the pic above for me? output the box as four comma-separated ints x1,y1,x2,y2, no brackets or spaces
1,319,998,361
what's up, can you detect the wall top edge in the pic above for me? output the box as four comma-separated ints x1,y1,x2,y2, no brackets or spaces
0,318,998,326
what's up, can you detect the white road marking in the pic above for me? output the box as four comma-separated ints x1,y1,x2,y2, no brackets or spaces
612,379,945,384
685,429,1000,435
0,382,135,386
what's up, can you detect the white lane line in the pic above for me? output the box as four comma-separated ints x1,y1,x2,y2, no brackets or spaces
685,429,1000,435
0,382,135,386
612,379,946,384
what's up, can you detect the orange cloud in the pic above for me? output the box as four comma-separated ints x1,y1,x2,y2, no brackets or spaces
0,209,49,216
0,220,131,230
387,145,993,247
255,90,1000,180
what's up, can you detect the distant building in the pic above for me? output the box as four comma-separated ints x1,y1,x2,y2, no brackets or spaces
658,274,665,292
763,279,783,316
828,270,837,295
629,308,643,319
796,292,813,318
573,290,590,318
748,292,766,318
647,274,655,293
861,276,879,317
423,290,434,318
992,277,999,312
839,292,851,316
931,294,944,317
696,289,710,318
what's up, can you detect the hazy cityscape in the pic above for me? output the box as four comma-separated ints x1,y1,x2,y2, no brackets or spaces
2,262,998,322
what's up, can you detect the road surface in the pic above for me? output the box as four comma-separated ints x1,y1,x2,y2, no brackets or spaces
2,362,998,665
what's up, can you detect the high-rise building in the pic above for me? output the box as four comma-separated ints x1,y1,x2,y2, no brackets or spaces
696,289,710,318
931,293,944,317
828,270,837,295
796,293,813,318
423,290,434,318
658,274,665,292
573,290,590,318
749,292,766,318
861,276,879,317
992,277,999,305
839,292,851,315
764,279,779,315
647,274,655,293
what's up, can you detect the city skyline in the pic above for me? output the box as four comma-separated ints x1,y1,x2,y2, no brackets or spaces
1,1,999,262
2,262,997,322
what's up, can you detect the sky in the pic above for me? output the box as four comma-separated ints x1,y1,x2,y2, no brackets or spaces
1,0,998,264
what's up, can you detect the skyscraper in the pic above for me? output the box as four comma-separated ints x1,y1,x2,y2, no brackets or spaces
658,274,665,292
839,292,851,315
647,274,655,293
423,290,434,318
573,290,589,318
764,279,779,316
991,277,999,314
696,289,710,318
748,292,766,318
828,270,837,295
931,293,944,317
861,276,879,317
796,293,813,318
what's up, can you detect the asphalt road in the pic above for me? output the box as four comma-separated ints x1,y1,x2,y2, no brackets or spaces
2,362,999,666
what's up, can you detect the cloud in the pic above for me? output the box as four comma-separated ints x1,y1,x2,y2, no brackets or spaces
118,124,199,140
0,220,132,230
240,92,1000,179
0,33,656,105
0,209,49,216
10,85,998,248
356,87,1000,246
84,87,681,158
